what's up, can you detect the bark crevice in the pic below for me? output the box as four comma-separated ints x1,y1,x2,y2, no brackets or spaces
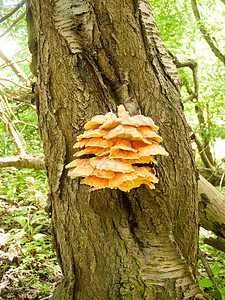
27,0,203,298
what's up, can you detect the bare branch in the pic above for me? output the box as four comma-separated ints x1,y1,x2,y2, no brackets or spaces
0,49,31,86
169,52,216,168
0,58,29,70
194,134,215,169
12,120,38,129
0,0,26,24
199,167,225,186
0,111,25,156
170,52,199,102
219,0,225,5
191,0,225,66
0,11,26,39
0,98,26,156
0,86,35,109
0,155,45,170
0,78,31,91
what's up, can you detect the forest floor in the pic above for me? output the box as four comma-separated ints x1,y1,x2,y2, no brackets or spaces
0,168,224,299
0,169,62,299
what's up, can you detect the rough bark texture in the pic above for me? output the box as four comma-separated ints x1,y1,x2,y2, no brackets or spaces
27,0,202,299
198,175,225,252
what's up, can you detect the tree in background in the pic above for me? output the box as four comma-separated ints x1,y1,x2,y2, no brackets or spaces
151,0,225,186
0,0,44,169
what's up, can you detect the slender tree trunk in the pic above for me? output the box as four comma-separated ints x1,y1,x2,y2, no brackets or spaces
27,0,203,299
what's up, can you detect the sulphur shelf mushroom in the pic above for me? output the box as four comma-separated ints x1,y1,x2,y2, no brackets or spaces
65,105,168,191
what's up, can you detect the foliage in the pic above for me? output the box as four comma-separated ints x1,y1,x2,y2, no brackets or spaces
0,1,62,298
199,229,225,300
0,168,62,299
151,0,225,166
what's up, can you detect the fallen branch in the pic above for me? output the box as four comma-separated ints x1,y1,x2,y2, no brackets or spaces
0,155,45,170
203,236,225,252
199,167,225,186
198,175,225,253
198,175,225,240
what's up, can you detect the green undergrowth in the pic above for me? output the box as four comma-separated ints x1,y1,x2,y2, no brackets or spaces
0,168,62,300
1,167,225,299
199,228,225,300
198,188,225,300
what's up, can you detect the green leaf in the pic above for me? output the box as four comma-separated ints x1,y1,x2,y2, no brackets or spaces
210,289,222,300
211,265,220,275
33,233,46,243
32,225,43,235
30,215,47,224
13,216,26,227
6,234,16,243
199,278,214,288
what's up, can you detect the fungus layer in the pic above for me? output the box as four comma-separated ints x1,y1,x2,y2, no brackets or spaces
66,105,168,191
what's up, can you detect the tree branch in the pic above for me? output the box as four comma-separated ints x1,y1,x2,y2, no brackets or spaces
199,167,225,186
0,0,26,24
170,52,215,167
194,135,215,169
199,175,225,240
0,97,26,155
0,155,45,170
0,112,25,156
170,52,199,103
204,236,225,252
191,0,225,66
0,49,30,86
0,78,31,90
0,11,26,39
0,86,35,109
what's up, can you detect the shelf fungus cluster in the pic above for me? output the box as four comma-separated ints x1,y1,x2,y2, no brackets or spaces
66,105,168,191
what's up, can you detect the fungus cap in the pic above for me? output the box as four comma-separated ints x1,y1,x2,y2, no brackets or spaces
66,105,168,192
77,129,108,141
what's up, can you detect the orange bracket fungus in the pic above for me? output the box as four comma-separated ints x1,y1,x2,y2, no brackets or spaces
65,105,168,191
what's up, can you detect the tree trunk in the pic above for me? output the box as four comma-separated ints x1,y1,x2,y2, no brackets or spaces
27,0,203,299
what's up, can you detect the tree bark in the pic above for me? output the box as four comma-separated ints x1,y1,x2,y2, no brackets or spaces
199,167,225,186
0,155,45,170
27,0,203,299
198,175,225,252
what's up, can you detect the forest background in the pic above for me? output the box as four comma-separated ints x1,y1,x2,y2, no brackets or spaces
0,0,225,299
